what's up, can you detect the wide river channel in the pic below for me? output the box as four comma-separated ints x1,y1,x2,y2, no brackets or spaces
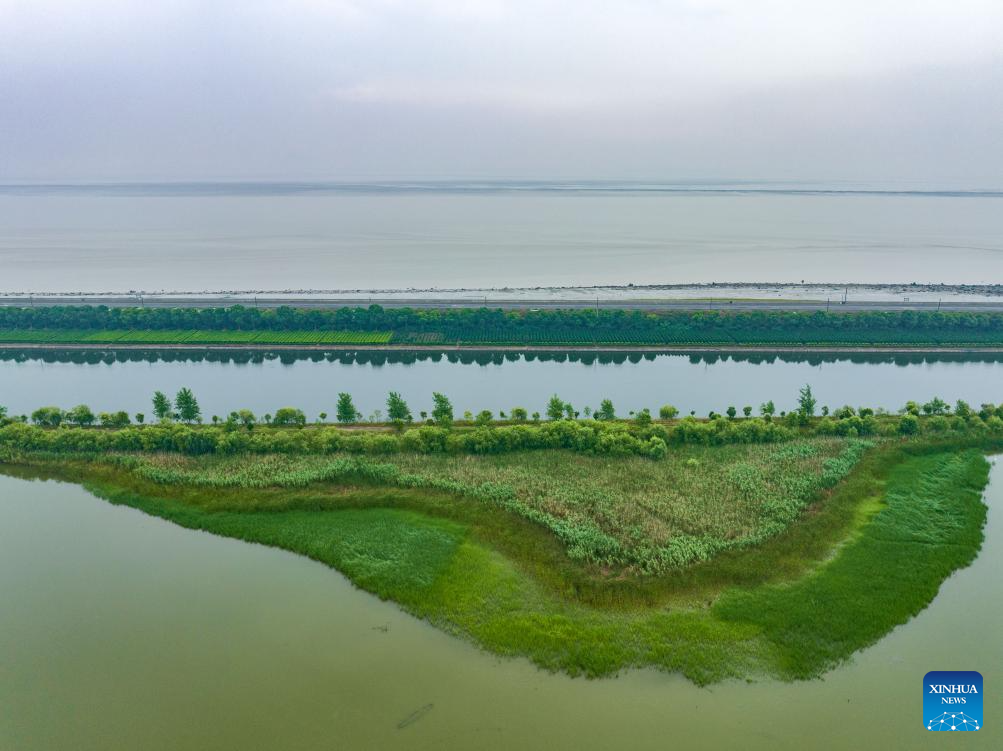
1,352,1001,749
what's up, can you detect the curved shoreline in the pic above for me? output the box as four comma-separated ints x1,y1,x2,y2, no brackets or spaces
1,441,993,684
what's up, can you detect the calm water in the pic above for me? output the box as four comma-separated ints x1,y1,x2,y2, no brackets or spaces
1,350,1001,419
0,461,999,750
1,183,1002,292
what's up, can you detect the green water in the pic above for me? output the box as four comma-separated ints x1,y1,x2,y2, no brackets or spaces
1,463,999,750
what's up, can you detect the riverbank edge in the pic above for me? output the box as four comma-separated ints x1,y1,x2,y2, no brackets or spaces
5,342,1003,354
0,438,995,684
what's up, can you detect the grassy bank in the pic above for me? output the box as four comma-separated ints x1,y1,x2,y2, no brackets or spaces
2,437,994,683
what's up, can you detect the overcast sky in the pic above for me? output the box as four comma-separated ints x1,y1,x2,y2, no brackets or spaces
1,0,1001,182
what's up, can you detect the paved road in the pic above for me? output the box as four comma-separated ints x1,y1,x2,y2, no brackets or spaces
1,295,1002,313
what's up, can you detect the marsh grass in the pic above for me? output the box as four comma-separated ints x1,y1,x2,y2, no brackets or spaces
2,437,994,683
112,438,868,573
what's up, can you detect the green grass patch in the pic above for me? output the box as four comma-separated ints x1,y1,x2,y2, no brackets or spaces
114,438,869,573
2,439,993,683
0,329,393,345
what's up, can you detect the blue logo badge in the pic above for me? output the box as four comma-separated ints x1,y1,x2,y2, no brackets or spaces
924,671,982,731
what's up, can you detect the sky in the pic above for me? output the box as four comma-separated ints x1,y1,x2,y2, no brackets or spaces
1,0,1001,183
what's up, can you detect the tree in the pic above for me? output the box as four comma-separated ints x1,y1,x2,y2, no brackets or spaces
596,399,616,421
135,413,145,424
237,409,257,430
511,407,528,422
175,387,201,424
659,404,679,420
386,392,412,426
336,393,358,423
100,411,130,428
759,400,776,417
431,392,454,428
797,384,816,418
922,397,948,415
635,408,652,426
898,414,919,435
31,406,63,427
742,406,752,417
273,407,307,426
563,403,575,420
546,395,565,421
318,412,327,423
475,409,493,426
67,404,96,427
726,406,737,419
152,391,172,422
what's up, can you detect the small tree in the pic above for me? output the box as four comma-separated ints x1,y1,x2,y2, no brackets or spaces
596,399,616,421
563,403,575,420
797,384,816,418
67,404,96,427
922,396,948,415
659,405,679,420
475,409,493,426
135,413,145,424
318,412,327,423
175,388,201,424
511,407,528,422
759,400,776,418
31,406,64,427
726,406,737,419
546,395,565,421
152,391,172,422
431,392,454,428
531,411,540,422
272,407,307,427
898,414,919,435
100,411,131,428
387,392,412,427
336,393,358,423
237,409,257,431
635,408,652,427
742,405,752,417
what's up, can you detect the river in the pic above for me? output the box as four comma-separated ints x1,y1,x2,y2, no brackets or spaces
0,459,999,750
0,350,1001,419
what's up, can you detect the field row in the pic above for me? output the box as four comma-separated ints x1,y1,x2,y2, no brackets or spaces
0,327,1000,347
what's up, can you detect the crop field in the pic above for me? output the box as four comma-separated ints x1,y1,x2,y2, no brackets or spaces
0,329,394,345
123,437,867,572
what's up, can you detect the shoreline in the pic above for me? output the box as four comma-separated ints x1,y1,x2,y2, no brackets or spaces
5,342,1003,354
2,280,1002,303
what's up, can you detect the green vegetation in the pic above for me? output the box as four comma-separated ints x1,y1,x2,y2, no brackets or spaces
3,304,1003,347
0,328,393,345
3,439,993,684
2,384,999,680
108,439,867,572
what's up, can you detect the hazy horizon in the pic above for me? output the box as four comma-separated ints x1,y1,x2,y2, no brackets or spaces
2,1,1001,183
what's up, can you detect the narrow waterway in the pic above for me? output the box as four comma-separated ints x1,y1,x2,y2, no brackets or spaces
0,460,998,750
1,350,1001,419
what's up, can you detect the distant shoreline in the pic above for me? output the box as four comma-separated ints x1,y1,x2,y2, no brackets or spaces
6,342,1003,355
2,281,1002,301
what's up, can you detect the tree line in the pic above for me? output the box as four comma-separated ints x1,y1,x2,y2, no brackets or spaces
3,386,1003,461
2,304,1003,341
